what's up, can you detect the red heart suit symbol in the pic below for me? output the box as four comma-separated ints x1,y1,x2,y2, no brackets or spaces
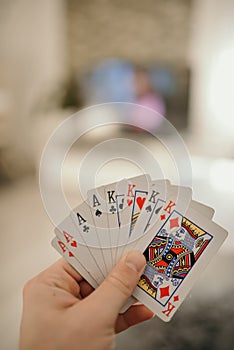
136,197,146,210
127,199,133,206
71,240,77,247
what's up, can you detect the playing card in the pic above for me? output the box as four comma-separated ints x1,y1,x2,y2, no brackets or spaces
70,200,108,275
51,234,135,313
87,185,113,272
51,236,98,288
116,184,192,313
117,199,214,314
128,179,171,242
55,210,106,283
128,185,193,255
131,185,214,240
133,207,228,321
119,179,170,259
190,200,215,219
115,174,152,263
54,220,105,284
104,179,131,269
50,173,226,321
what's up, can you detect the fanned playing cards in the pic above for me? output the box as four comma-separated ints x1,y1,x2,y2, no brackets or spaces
51,175,228,322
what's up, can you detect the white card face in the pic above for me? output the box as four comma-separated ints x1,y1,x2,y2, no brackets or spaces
51,236,98,288
87,181,129,272
133,186,192,248
104,182,121,251
118,179,170,262
118,175,152,240
132,189,214,241
70,201,108,275
132,207,228,322
70,201,99,247
56,214,105,282
129,179,171,242
190,200,215,219
121,185,193,259
103,179,129,268
115,174,152,263
87,186,113,272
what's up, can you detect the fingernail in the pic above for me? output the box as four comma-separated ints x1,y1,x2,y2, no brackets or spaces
125,251,146,273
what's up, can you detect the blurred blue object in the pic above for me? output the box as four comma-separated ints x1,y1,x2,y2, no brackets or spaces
148,66,176,97
83,58,135,104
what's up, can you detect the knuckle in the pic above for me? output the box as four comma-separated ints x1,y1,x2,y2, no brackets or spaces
22,271,47,297
22,277,37,297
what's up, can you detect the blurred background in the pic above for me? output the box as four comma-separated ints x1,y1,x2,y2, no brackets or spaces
1,0,234,349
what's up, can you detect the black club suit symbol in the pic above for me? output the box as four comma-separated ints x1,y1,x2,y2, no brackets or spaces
110,205,116,214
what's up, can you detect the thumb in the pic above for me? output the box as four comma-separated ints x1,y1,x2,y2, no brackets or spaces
87,251,146,319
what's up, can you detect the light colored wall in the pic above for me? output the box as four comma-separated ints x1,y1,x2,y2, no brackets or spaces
189,0,234,157
67,0,192,72
0,0,193,176
2,0,233,176
0,0,67,174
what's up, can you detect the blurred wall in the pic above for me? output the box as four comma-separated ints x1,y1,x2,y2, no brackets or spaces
1,0,233,178
0,0,193,177
0,0,67,175
189,0,234,157
67,0,192,72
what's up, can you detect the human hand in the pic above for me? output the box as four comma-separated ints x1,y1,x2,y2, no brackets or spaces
20,251,154,350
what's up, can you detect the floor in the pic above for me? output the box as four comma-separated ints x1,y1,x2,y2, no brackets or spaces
0,133,234,350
